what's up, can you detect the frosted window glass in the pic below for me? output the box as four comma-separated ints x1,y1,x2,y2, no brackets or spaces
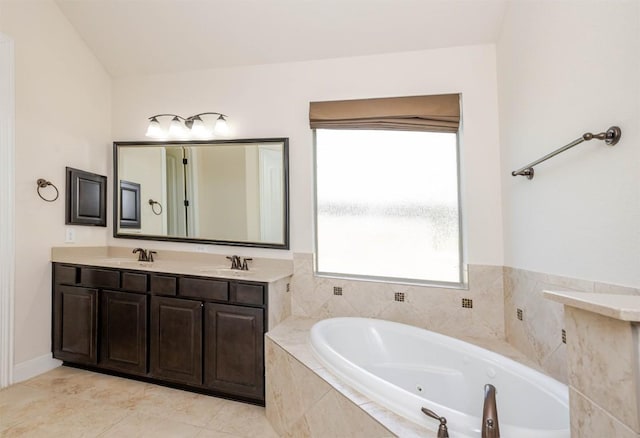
315,129,461,284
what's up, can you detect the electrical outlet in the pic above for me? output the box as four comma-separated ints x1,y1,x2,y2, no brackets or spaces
65,227,75,243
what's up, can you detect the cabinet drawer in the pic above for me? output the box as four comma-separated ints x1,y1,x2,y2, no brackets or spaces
80,268,120,289
180,277,228,301
231,283,264,306
54,264,78,285
122,272,148,293
150,274,177,296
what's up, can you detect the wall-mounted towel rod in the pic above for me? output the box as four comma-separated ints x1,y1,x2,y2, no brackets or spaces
511,126,621,180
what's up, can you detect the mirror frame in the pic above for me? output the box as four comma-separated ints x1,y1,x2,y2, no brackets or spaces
113,138,290,249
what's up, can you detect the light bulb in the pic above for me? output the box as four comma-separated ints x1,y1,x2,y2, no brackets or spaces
145,117,163,138
169,116,187,138
190,116,211,138
214,115,229,135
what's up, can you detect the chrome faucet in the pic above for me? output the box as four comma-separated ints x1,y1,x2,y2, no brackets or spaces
482,384,500,438
421,407,449,438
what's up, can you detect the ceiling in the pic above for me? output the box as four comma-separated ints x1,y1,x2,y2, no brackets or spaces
55,0,509,78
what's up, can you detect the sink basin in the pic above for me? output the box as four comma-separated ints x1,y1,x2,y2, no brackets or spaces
196,266,257,277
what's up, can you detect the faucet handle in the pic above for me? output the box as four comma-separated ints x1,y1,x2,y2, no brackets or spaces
132,248,148,261
148,251,157,262
226,255,241,269
241,258,253,271
421,407,449,438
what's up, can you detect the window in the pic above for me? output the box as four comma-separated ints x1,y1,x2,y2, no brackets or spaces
310,94,464,286
314,128,462,285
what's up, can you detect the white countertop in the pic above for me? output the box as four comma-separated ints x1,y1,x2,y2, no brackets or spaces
543,290,640,322
51,246,293,283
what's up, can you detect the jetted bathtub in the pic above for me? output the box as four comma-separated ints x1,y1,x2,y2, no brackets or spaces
309,317,569,438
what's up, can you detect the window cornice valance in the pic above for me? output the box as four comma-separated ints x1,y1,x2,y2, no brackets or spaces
309,94,460,133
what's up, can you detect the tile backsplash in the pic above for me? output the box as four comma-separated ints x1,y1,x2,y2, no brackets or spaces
290,253,505,341
504,266,640,384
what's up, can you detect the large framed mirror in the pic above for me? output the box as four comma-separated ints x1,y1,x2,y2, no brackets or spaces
113,138,289,249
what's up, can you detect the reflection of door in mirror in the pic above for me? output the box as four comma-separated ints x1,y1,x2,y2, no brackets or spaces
165,147,187,237
259,146,284,243
118,147,167,235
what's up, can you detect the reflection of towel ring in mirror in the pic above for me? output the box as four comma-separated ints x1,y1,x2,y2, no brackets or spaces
148,199,163,215
36,178,59,202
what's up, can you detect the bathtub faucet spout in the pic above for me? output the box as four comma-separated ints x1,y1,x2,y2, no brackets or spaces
421,407,449,438
482,384,500,438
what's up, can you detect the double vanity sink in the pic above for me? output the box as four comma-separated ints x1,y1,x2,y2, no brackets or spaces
50,246,293,405
98,258,263,278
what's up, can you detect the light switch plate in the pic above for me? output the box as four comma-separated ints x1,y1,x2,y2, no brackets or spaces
65,227,75,243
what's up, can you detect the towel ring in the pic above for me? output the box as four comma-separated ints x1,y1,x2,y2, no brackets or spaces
36,179,59,202
149,199,163,215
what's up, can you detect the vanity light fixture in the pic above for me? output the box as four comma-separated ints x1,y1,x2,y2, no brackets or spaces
145,112,230,139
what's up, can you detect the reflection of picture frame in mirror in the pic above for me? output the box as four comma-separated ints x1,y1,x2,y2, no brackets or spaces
65,167,107,227
119,180,141,229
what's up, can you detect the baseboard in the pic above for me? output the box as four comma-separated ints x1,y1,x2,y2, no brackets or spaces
13,353,62,384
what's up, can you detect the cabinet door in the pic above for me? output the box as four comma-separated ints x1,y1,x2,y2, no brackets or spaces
100,290,147,375
204,303,264,401
150,296,202,385
53,285,98,365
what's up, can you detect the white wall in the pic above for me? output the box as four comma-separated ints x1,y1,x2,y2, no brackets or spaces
118,147,165,235
112,44,504,266
0,0,111,366
497,0,640,287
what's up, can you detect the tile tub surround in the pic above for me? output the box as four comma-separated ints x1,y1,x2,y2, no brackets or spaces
544,291,640,438
265,316,543,438
290,253,505,341
504,267,640,384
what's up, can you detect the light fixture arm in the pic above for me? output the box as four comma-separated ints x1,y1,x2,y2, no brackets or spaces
148,113,186,121
188,112,228,119
145,112,230,139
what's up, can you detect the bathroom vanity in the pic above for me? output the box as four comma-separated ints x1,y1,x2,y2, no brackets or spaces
50,247,292,405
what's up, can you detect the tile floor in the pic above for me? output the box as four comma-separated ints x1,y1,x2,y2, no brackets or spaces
0,366,280,437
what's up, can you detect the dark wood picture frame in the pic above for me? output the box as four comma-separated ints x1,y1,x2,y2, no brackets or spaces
65,167,107,227
119,180,141,229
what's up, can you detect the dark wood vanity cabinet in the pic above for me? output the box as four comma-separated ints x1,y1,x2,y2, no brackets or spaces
53,285,99,365
52,262,268,404
100,290,147,375
204,303,264,400
150,296,203,385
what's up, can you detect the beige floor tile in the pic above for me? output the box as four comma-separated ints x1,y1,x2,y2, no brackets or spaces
195,429,245,438
0,384,52,431
1,396,129,437
98,412,202,437
206,400,278,438
119,384,227,427
25,366,150,407
1,367,279,438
